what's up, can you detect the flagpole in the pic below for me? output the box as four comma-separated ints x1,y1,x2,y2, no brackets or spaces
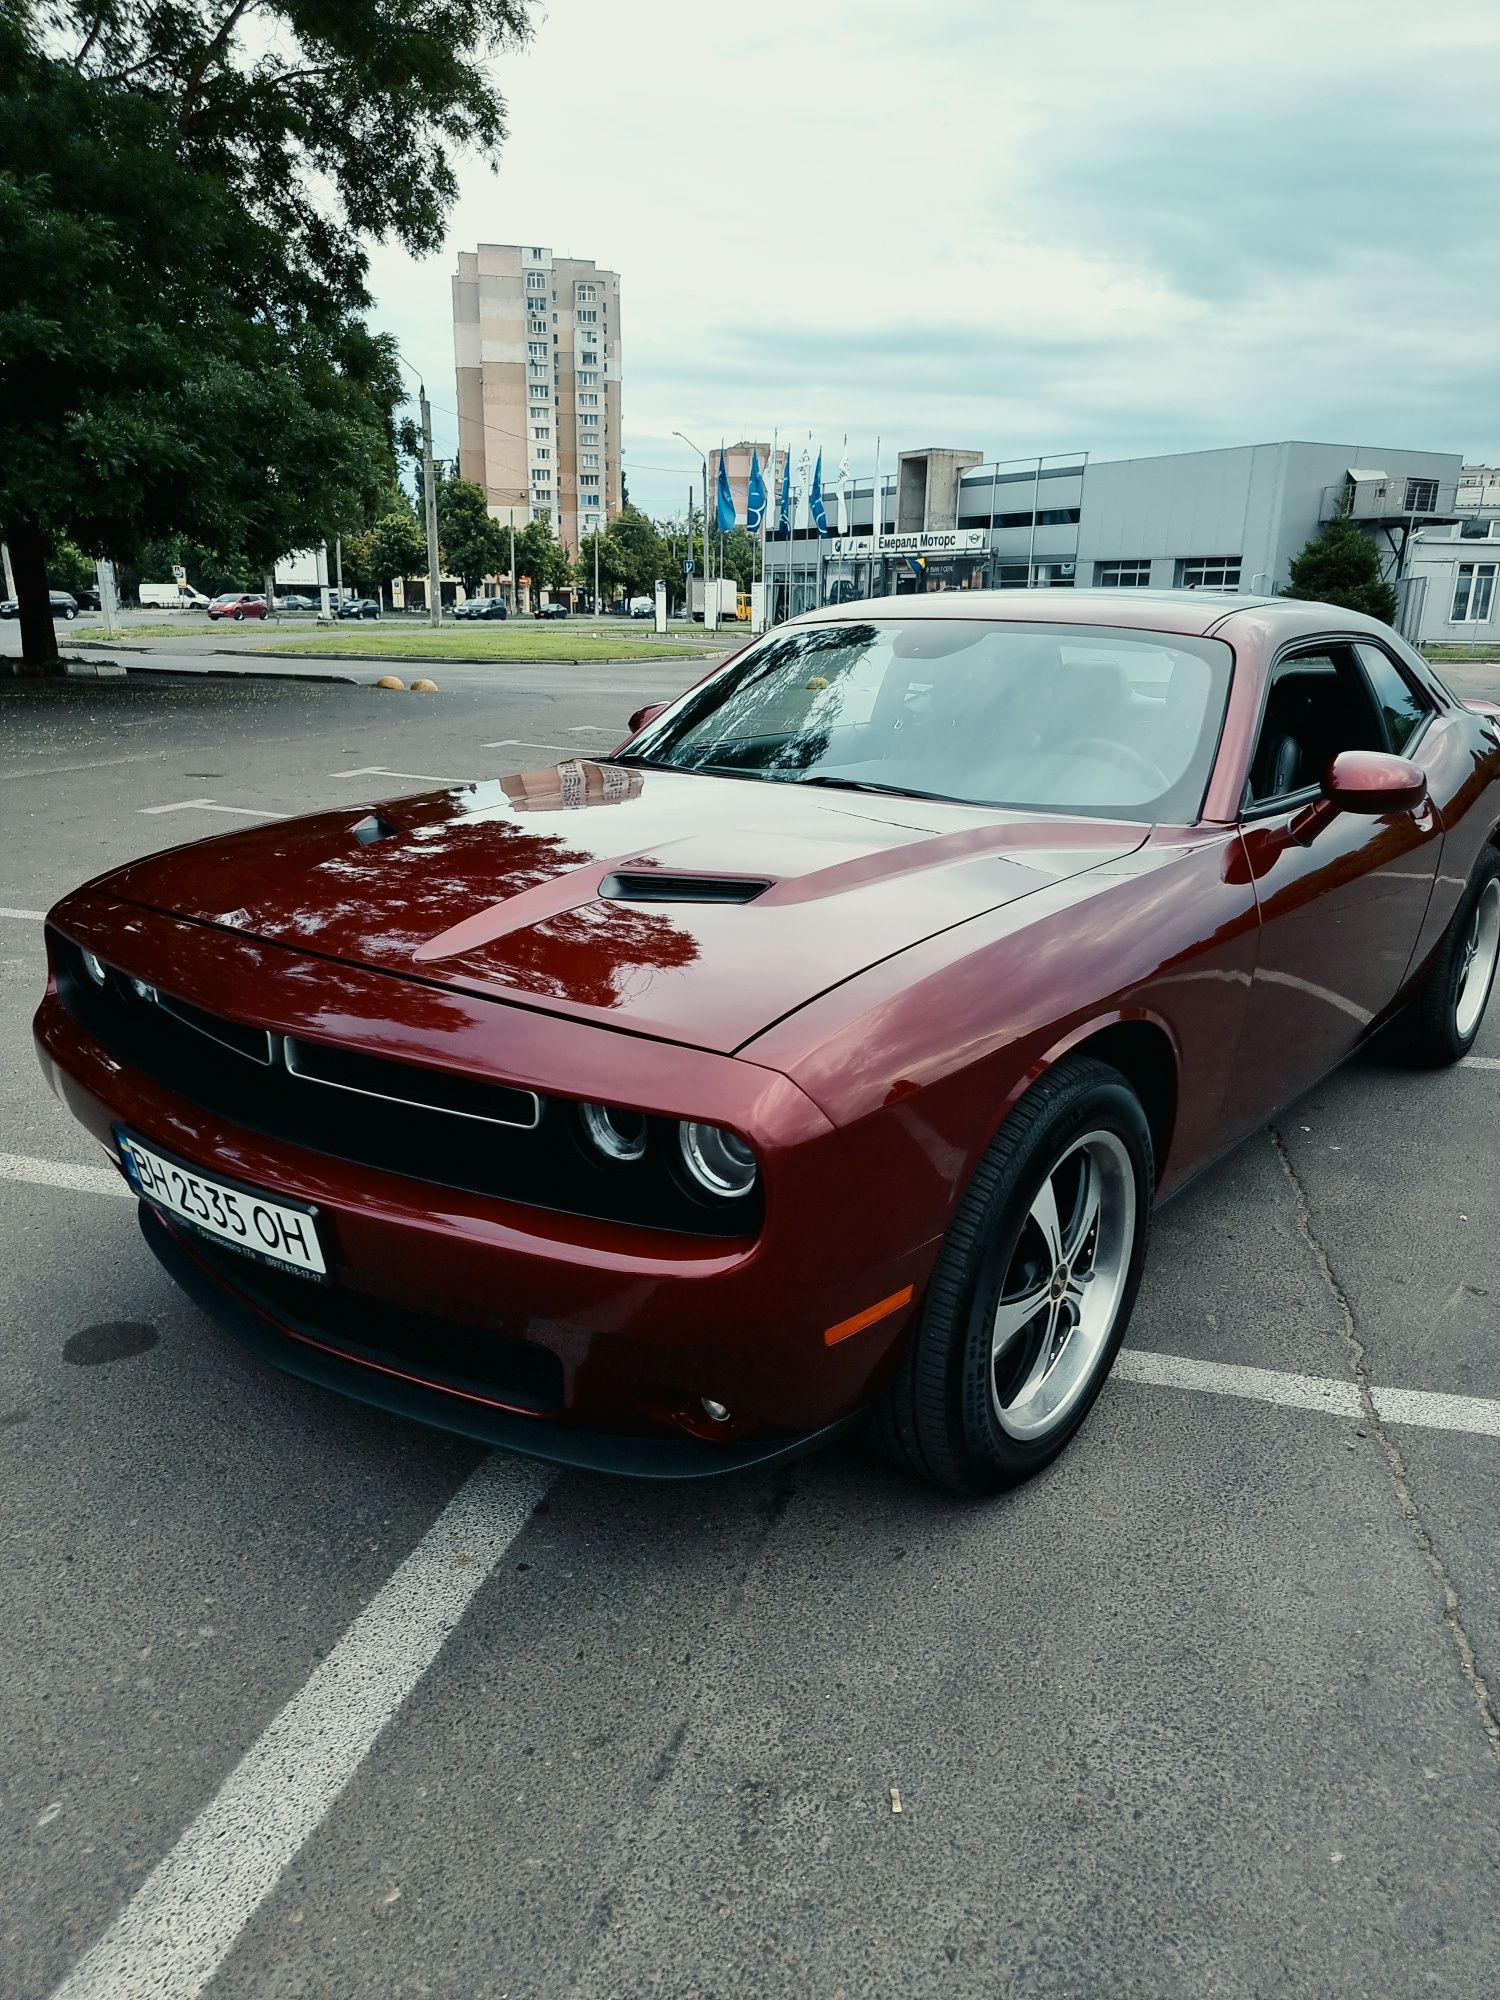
872,434,881,602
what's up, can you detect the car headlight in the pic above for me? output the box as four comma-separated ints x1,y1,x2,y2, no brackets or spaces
81,949,107,987
678,1121,758,1199
579,1101,648,1163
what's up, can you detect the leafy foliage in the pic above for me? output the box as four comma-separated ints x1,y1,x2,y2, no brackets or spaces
0,0,531,659
513,515,574,592
1283,510,1399,624
438,479,507,592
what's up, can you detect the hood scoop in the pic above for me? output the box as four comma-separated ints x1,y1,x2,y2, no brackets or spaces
598,871,772,906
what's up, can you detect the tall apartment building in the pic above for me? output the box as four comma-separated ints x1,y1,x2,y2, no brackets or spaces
452,243,621,554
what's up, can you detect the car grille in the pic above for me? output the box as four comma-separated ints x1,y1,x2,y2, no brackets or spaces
164,1214,565,1410
53,937,758,1238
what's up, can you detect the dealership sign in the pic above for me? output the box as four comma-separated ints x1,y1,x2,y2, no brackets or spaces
830,529,989,559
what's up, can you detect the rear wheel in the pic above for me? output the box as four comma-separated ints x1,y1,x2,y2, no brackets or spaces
871,1057,1154,1494
1403,850,1500,1066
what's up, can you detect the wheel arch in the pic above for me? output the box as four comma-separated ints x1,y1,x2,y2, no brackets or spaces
1022,1012,1180,1190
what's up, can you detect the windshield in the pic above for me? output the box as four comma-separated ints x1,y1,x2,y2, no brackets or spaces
624,619,1233,822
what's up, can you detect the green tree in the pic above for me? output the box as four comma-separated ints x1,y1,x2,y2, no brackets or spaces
604,506,668,600
0,0,531,665
514,515,574,594
360,509,429,594
1283,509,1399,624
438,479,506,594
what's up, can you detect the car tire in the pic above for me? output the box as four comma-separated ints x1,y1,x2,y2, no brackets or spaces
1401,847,1500,1067
233,609,245,621
870,1056,1154,1495
63,608,76,620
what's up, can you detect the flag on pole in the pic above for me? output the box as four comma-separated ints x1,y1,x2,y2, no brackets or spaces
776,448,792,535
835,438,850,536
809,450,829,536
715,448,737,533
746,447,767,532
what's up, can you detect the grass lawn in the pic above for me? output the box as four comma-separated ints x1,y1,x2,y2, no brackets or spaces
95,618,324,641
261,628,718,664
1423,643,1500,663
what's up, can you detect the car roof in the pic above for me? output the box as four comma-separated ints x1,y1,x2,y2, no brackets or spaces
791,586,1397,643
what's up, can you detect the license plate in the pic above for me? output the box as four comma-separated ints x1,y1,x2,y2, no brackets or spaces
116,1130,327,1278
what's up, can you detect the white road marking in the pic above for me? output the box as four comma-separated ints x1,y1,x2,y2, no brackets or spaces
481,739,575,753
138,799,282,819
0,905,46,921
1463,1055,1500,1072
567,725,611,734
329,766,455,783
49,1453,553,2000
0,1151,131,1199
1116,1348,1500,1438
1115,1348,1360,1418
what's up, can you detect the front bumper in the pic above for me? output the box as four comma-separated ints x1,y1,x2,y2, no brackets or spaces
34,897,934,1465
140,1204,859,1478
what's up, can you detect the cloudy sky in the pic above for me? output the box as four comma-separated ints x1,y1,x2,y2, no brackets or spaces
366,0,1500,521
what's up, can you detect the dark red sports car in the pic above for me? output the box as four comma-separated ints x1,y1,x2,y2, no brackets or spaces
34,593,1500,1490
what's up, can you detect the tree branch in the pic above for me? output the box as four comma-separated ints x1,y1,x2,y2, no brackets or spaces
177,0,256,132
73,11,107,67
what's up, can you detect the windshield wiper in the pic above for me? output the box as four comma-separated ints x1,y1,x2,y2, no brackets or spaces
796,774,968,805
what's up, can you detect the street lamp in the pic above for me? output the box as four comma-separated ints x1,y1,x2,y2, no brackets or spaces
674,429,711,608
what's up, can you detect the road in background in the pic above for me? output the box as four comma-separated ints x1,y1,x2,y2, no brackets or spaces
3,666,1500,1999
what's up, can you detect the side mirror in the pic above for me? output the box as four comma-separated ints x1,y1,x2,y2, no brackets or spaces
628,702,666,734
1290,750,1427,844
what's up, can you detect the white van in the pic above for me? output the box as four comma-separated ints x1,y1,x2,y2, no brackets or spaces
138,583,210,610
627,595,656,618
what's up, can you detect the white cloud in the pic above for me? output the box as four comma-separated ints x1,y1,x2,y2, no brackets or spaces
366,0,1500,518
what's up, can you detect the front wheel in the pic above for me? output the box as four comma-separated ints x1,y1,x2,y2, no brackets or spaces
233,609,245,622
871,1057,1154,1495
1402,850,1500,1066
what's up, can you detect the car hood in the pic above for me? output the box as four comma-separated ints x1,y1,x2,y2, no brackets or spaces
100,765,1149,1050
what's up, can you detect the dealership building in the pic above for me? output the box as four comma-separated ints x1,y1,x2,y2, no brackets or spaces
763,439,1482,644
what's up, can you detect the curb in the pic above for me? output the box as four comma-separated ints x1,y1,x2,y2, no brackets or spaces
124,661,360,685
257,649,700,667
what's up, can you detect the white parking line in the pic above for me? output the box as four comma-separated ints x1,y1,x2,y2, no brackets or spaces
1464,1055,1500,1072
328,766,457,783
0,905,45,921
139,799,282,819
1115,1348,1500,1438
481,739,575,753
49,1454,553,2000
0,1151,131,1198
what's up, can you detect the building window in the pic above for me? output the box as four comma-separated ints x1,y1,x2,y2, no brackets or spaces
578,370,598,388
1452,563,1497,622
576,282,596,303
1176,556,1242,590
1095,560,1152,587
529,405,549,422
577,308,598,325
579,392,598,409
581,451,599,469
1405,478,1439,513
527,340,547,360
532,426,550,440
580,414,599,428
532,447,550,462
581,351,598,367
580,472,600,488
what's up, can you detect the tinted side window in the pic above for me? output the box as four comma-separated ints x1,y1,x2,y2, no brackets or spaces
1354,642,1431,752
1246,647,1385,806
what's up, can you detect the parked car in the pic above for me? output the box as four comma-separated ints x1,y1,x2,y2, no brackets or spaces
274,594,316,612
456,597,508,621
534,600,570,620
33,593,1500,1491
0,591,80,620
207,593,269,622
335,598,382,621
628,596,655,618
75,585,102,611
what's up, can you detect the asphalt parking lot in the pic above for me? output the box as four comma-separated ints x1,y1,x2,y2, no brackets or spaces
3,661,1500,2000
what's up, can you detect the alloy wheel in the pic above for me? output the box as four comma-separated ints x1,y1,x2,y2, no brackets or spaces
990,1130,1137,1441
1456,877,1500,1042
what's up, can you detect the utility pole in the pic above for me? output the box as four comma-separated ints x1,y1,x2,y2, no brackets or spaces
593,530,600,618
335,536,344,606
508,510,516,614
419,383,442,626
1,543,14,601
